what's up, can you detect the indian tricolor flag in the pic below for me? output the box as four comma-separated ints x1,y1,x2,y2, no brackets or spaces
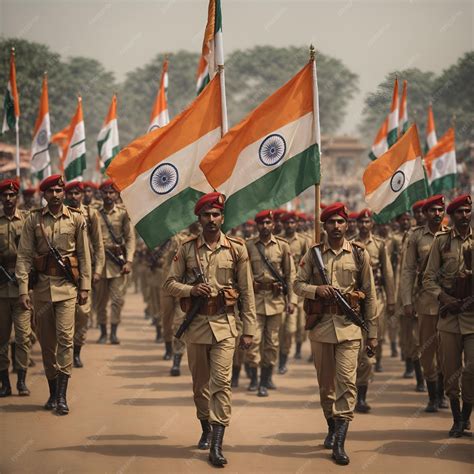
2,48,20,134
369,116,388,161
148,59,170,132
363,124,429,223
424,127,456,194
387,77,399,147
63,97,87,180
399,80,408,135
31,73,51,180
51,125,70,174
107,75,222,248
97,94,120,172
200,61,321,231
196,55,210,95
425,103,437,152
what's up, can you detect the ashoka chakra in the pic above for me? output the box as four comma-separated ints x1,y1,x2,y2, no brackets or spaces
150,163,179,195
258,134,287,166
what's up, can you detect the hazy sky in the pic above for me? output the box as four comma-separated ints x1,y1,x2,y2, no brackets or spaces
0,0,472,134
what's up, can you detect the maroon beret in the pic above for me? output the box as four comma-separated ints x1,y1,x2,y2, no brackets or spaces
296,212,307,221
39,174,65,192
446,194,472,215
255,210,273,223
194,192,225,215
422,194,445,212
411,199,426,212
272,209,286,220
357,208,373,220
65,180,84,192
245,219,256,226
83,180,98,190
281,211,298,222
348,211,359,220
99,179,119,192
320,203,327,210
0,179,20,194
321,202,348,222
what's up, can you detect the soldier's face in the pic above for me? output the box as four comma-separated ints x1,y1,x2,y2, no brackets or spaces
348,219,357,234
273,219,283,234
84,187,94,202
452,205,472,231
357,217,373,235
284,218,297,234
44,186,65,206
297,219,307,232
242,223,255,238
199,207,224,232
413,208,426,225
1,190,18,210
257,218,274,238
102,188,118,205
397,213,411,231
66,188,83,208
425,205,445,225
324,216,347,240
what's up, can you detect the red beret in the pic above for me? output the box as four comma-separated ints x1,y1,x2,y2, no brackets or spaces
272,209,286,219
39,174,65,192
99,179,119,192
348,211,359,220
357,208,373,220
281,211,298,222
446,194,472,215
194,192,225,215
245,219,256,226
411,199,426,212
255,210,273,222
65,180,84,192
296,212,307,221
320,203,327,210
0,179,20,194
321,202,348,223
83,181,98,190
22,187,36,196
422,194,445,212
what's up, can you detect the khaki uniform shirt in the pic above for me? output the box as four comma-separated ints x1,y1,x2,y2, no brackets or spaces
423,227,473,335
294,239,377,343
286,232,310,266
79,204,105,275
0,208,28,298
97,205,136,278
164,232,256,344
15,205,91,301
246,235,296,315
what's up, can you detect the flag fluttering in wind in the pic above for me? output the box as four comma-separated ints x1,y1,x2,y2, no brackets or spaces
363,124,429,223
196,55,210,95
424,127,456,194
387,77,399,147
31,73,51,180
62,97,86,180
369,116,389,161
2,48,20,134
425,103,437,152
51,125,70,174
107,75,223,248
148,59,170,132
200,61,321,231
399,80,408,135
97,94,120,172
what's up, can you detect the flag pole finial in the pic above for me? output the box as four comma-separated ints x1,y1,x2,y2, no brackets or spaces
309,44,316,60
11,46,15,54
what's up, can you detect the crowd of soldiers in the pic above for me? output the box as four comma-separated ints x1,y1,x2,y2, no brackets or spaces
0,174,472,468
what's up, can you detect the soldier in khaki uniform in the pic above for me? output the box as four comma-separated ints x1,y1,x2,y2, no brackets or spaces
278,211,308,374
346,212,359,241
65,181,105,368
423,194,472,438
19,187,38,211
16,175,91,415
0,179,32,397
82,181,101,209
164,192,256,467
401,195,447,411
95,179,135,344
246,210,295,397
294,202,377,466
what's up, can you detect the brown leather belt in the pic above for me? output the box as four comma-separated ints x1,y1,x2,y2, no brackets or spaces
35,254,79,277
253,281,280,292
200,296,234,316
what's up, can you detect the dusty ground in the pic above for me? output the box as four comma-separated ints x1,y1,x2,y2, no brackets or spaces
1,291,472,473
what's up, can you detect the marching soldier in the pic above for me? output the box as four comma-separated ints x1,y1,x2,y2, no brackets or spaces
82,181,101,209
294,202,377,466
164,192,256,467
246,210,295,397
15,175,91,415
64,180,105,368
423,194,472,438
346,212,359,241
0,179,32,397
95,179,135,344
19,187,38,211
401,195,448,411
412,199,427,226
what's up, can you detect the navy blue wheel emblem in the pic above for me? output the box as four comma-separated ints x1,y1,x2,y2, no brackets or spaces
390,170,405,193
258,134,286,166
150,163,179,195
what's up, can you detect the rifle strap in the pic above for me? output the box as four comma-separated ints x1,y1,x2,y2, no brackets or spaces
194,238,206,282
256,241,284,285
39,214,54,252
99,208,122,246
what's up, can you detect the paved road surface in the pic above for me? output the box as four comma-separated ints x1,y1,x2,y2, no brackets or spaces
1,291,472,473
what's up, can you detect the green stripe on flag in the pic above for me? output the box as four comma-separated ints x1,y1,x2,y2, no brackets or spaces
103,145,121,172
215,0,223,32
368,151,377,161
97,129,111,156
430,174,456,194
2,90,15,132
197,74,210,96
65,154,86,180
387,128,397,148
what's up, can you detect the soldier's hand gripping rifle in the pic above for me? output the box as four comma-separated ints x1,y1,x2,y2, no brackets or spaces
0,264,16,285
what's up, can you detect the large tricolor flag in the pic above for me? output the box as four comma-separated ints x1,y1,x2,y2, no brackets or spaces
387,78,399,147
425,104,437,152
97,94,120,172
62,97,87,180
31,74,51,180
148,59,170,132
196,0,224,95
424,127,456,194
369,116,389,161
399,80,408,135
2,48,20,134
363,124,429,223
200,61,321,231
107,75,222,248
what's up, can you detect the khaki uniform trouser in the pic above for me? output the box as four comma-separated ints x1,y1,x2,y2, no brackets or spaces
279,310,296,356
295,299,307,344
312,339,361,421
0,297,32,371
386,311,399,344
375,291,385,361
439,331,474,403
149,286,160,326
95,276,126,325
187,337,235,426
399,314,419,360
356,334,373,386
233,316,245,366
173,307,186,355
74,297,92,347
35,297,76,380
161,291,175,343
246,313,282,368
418,314,441,382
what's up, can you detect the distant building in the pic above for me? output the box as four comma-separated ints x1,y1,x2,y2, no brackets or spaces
0,142,31,178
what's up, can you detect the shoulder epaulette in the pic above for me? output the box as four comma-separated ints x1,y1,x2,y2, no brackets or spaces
434,229,450,238
227,235,245,246
182,235,199,245
373,235,385,244
351,241,365,250
67,206,81,213
311,242,324,249
275,235,289,244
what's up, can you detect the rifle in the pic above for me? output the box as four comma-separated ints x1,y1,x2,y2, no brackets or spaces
105,248,127,269
175,268,207,339
0,264,16,285
100,208,127,269
255,242,288,295
440,296,474,318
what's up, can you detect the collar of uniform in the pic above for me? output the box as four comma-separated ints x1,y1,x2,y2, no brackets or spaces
42,204,70,218
0,208,22,220
423,224,445,236
451,225,472,240
257,234,277,246
197,231,230,250
322,238,352,255
356,232,373,245
100,205,117,215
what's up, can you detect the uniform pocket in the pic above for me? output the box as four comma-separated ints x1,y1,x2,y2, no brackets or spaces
341,262,356,286
217,260,233,285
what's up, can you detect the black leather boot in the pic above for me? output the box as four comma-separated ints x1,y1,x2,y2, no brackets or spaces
110,324,120,345
170,354,182,376
390,341,398,357
244,362,251,379
11,343,19,373
324,417,336,449
332,419,350,465
55,373,69,415
231,365,240,388
278,352,288,375
266,366,277,390
257,367,269,397
198,420,212,450
448,398,463,438
163,341,173,360
462,402,472,432
294,342,302,360
375,357,383,373
97,324,107,344
73,345,83,368
44,378,57,410
209,424,227,467
437,374,448,409
355,385,371,413
247,367,258,391
403,358,414,378
16,369,30,396
0,369,12,397
413,359,425,392
425,381,438,413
